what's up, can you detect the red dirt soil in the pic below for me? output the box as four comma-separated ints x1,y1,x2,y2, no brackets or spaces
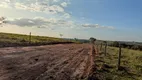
0,44,95,80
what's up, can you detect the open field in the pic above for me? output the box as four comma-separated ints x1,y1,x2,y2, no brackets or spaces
0,32,77,47
1,32,142,80
0,44,96,80
94,46,142,80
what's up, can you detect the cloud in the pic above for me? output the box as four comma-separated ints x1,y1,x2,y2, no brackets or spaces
62,13,71,18
14,2,64,14
61,2,68,7
0,0,69,14
6,18,47,27
4,17,75,28
82,24,114,29
2,14,114,30
0,1,10,8
3,17,115,30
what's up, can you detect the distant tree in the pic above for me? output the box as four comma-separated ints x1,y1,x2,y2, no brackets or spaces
113,41,119,47
131,45,139,50
121,43,127,48
0,17,6,27
74,38,78,41
89,37,96,44
59,34,63,38
103,41,107,43
139,45,142,51
0,17,5,21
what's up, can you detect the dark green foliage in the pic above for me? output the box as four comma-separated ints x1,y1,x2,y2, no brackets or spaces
112,41,119,47
111,41,142,51
90,37,96,43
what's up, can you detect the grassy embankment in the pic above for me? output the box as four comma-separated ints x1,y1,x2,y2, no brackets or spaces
93,46,142,80
0,32,78,47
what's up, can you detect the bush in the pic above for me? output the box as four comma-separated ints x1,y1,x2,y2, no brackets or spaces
20,39,27,42
112,41,119,47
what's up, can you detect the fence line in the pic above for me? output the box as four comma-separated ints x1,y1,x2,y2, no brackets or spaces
98,41,122,70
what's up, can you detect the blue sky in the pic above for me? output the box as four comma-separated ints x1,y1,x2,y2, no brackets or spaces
0,0,142,42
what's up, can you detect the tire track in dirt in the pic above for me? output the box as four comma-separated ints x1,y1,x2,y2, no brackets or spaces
36,48,85,80
54,49,90,80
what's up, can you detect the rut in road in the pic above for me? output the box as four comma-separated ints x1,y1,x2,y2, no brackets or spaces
36,48,89,80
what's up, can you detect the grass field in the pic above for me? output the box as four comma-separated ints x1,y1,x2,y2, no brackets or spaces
0,32,77,47
94,46,142,80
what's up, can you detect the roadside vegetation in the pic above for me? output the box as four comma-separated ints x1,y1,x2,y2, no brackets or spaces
110,41,142,51
94,46,142,80
0,32,79,47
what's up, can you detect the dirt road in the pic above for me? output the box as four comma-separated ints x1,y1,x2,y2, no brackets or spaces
0,44,95,80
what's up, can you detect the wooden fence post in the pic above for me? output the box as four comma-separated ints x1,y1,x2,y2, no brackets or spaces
118,44,122,70
29,32,31,45
104,42,107,56
100,43,102,51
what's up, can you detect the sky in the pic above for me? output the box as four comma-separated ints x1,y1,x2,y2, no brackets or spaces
0,0,142,42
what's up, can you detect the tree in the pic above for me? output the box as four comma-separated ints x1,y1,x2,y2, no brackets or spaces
0,17,6,27
59,34,63,38
74,38,78,41
89,37,96,44
112,41,119,47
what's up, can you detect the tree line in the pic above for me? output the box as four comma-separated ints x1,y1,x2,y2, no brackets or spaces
110,41,142,51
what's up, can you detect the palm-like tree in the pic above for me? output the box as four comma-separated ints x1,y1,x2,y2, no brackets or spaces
0,17,6,27
59,34,63,38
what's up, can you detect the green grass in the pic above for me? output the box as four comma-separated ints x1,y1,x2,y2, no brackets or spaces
0,32,78,47
93,46,142,80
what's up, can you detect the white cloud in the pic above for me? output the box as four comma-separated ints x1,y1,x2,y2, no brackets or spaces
14,2,65,14
2,15,114,30
0,0,72,25
82,24,114,29
49,5,64,13
61,2,68,7
53,0,60,2
28,20,34,23
5,0,11,3
14,2,27,10
0,2,10,8
4,17,76,28
62,13,71,18
3,16,115,30
0,0,69,14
